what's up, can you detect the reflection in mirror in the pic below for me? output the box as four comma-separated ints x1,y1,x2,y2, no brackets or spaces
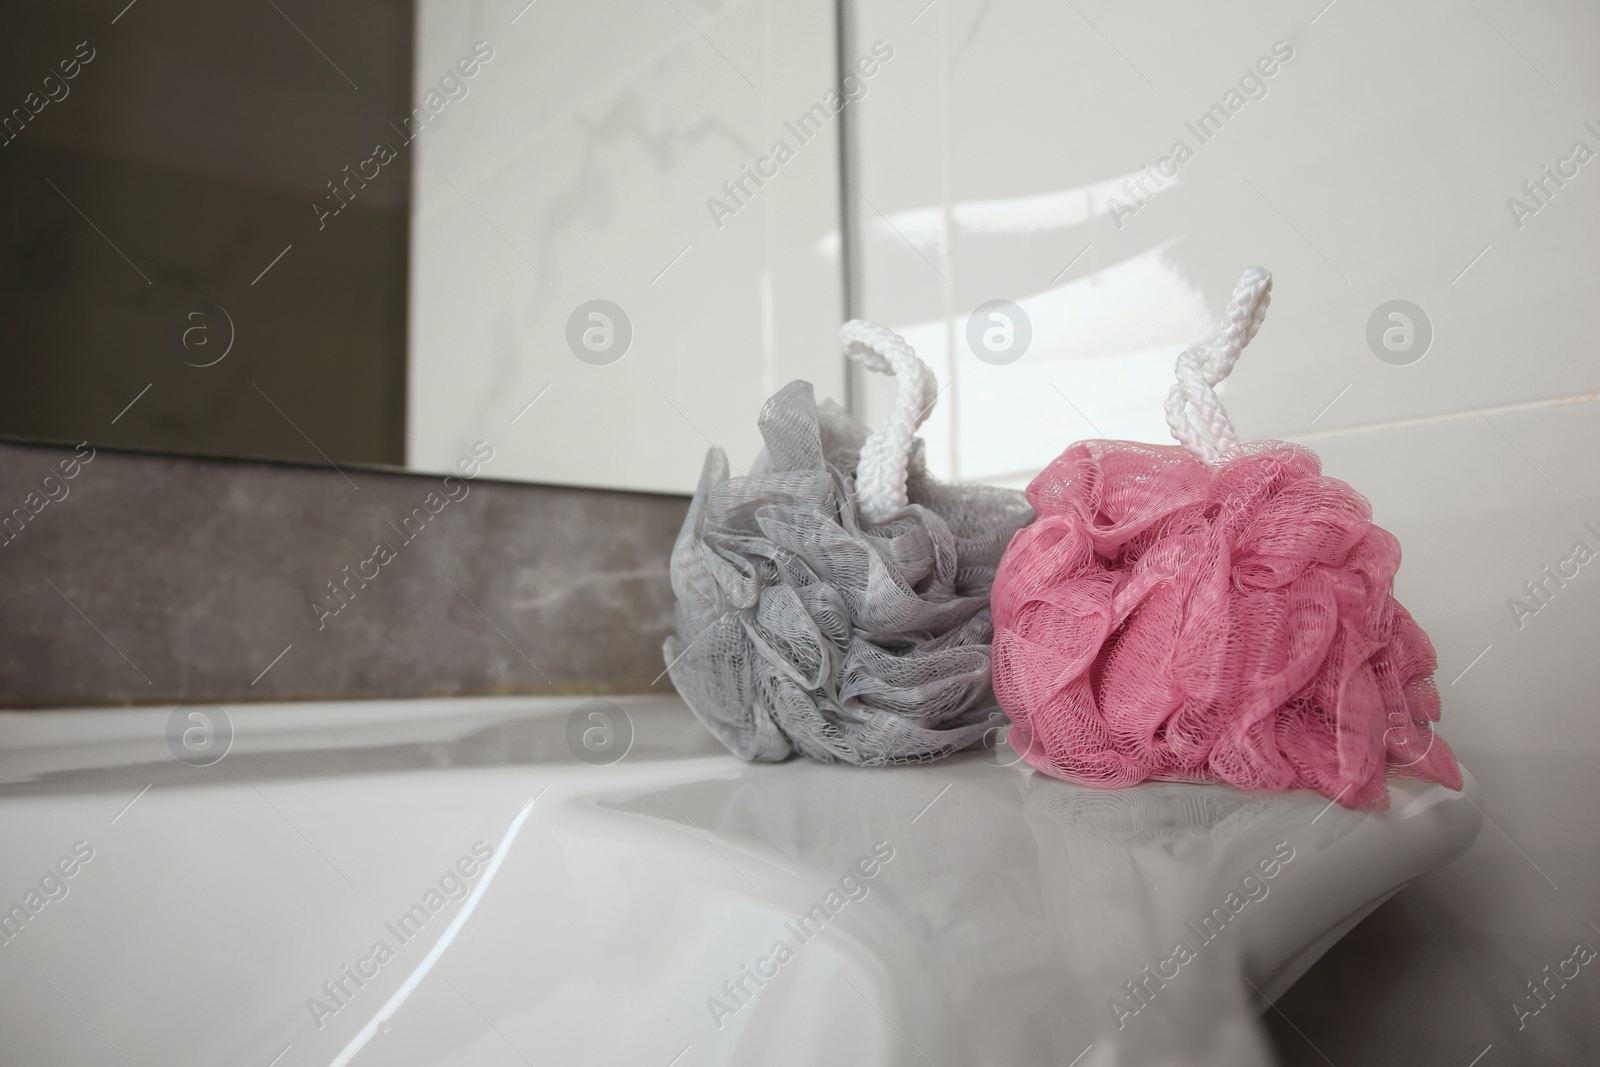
0,1,414,467
0,1,848,494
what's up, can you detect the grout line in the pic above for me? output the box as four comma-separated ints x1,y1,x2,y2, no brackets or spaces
1285,390,1600,444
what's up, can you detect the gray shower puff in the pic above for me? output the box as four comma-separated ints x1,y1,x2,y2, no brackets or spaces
663,378,1033,766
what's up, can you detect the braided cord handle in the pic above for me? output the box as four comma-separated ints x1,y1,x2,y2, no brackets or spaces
1165,267,1273,464
839,320,938,522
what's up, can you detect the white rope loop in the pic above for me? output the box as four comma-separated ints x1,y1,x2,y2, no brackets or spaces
839,319,938,523
1165,266,1273,464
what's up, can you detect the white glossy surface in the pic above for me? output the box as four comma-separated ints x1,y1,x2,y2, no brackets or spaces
842,2,1600,1058
0,696,1479,1066
406,0,846,494
844,0,1599,486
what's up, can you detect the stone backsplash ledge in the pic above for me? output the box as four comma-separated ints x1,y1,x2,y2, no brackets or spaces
0,440,689,708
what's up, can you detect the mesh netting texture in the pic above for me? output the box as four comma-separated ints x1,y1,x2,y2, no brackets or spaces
991,440,1462,809
663,325,1033,766
990,268,1462,810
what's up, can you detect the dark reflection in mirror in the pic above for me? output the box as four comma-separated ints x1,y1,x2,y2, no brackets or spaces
0,1,414,467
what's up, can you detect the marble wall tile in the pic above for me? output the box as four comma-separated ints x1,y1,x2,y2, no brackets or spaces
405,0,847,495
0,441,687,708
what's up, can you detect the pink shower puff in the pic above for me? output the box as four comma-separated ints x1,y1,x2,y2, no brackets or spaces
991,265,1462,811
991,437,1462,811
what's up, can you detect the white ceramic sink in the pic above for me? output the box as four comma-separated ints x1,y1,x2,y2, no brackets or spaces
0,695,1480,1067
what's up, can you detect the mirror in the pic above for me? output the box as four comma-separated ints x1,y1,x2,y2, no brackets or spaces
1,0,846,495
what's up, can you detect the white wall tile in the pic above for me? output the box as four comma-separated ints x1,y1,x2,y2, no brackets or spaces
847,0,1600,483
408,0,845,494
844,1,1600,1056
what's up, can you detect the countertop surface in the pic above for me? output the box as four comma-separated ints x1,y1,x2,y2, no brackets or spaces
0,695,1481,1067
